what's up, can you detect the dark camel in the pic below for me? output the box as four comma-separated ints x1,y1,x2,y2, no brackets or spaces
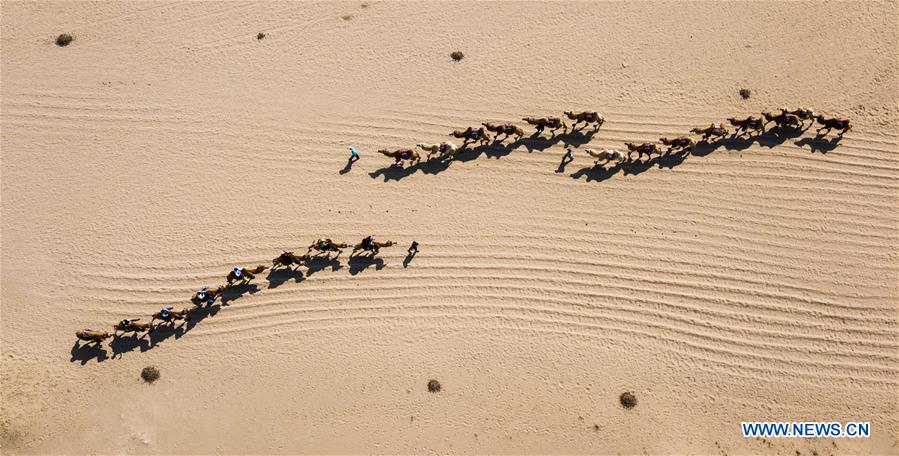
449,127,491,147
761,111,801,130
113,318,154,336
814,115,852,137
624,142,662,161
272,251,311,269
191,284,228,306
727,116,765,136
307,238,349,257
351,239,395,256
690,123,729,141
150,307,191,326
563,111,604,130
227,265,268,285
522,116,568,136
659,136,696,153
481,122,524,142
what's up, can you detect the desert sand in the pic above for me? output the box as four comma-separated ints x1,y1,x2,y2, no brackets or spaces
1,1,897,454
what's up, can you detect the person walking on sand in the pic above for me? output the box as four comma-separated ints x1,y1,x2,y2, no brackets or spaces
564,147,574,161
408,241,419,255
348,146,360,162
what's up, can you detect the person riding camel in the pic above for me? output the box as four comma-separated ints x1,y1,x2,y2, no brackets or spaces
317,238,331,250
195,285,216,305
159,306,173,321
361,235,378,254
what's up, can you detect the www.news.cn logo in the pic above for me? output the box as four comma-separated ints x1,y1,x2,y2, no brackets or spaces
742,422,870,438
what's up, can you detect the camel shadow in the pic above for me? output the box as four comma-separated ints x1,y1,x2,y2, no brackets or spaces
518,132,564,153
347,254,385,275
304,255,342,277
795,135,842,154
570,162,624,182
70,341,108,364
147,320,187,347
108,333,152,358
185,303,221,332
558,128,597,148
219,283,261,305
266,267,305,289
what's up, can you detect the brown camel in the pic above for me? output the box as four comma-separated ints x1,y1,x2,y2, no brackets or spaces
522,116,568,135
727,116,765,136
782,107,815,125
449,127,491,147
113,318,154,336
307,238,349,256
585,148,627,167
378,148,420,167
481,122,524,142
272,251,311,269
690,123,729,141
761,111,801,129
227,265,268,285
150,307,191,326
191,284,228,306
351,239,395,256
624,142,662,161
814,115,852,137
76,328,112,345
659,136,696,153
563,111,604,130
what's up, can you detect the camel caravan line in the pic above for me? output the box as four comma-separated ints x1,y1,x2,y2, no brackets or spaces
76,107,852,349
371,107,850,169
75,236,401,348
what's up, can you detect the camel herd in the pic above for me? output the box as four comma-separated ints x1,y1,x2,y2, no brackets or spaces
75,106,852,348
74,236,399,347
373,107,850,168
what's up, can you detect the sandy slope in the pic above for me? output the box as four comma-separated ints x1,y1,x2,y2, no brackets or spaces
1,1,897,454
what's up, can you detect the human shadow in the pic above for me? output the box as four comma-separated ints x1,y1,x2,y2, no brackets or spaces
70,341,108,364
339,157,358,175
347,253,385,276
402,251,417,268
304,254,343,277
219,282,261,305
795,135,842,154
266,267,305,289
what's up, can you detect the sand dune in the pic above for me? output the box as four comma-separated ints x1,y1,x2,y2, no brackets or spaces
1,1,897,454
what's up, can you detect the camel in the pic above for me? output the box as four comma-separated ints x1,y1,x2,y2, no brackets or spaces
624,142,662,161
227,265,268,285
814,115,852,137
727,116,765,136
76,328,112,345
761,111,802,129
782,106,815,125
480,122,524,142
585,148,627,167
416,142,459,160
449,127,491,147
522,116,568,136
563,111,604,130
272,251,311,269
690,123,729,141
378,148,420,167
659,136,696,153
307,238,349,257
351,238,395,256
191,284,228,306
150,307,191,326
113,318,153,336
